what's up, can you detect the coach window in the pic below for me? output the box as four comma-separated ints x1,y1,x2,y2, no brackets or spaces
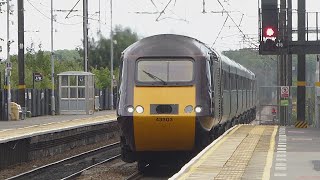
232,74,236,90
223,71,228,90
235,74,238,90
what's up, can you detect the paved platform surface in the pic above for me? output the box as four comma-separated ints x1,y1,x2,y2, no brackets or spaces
0,110,117,143
271,126,320,180
171,125,320,180
0,110,116,130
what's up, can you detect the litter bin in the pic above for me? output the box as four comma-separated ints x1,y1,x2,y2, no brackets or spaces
10,102,21,121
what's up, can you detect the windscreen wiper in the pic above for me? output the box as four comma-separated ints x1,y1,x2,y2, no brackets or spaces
142,70,167,85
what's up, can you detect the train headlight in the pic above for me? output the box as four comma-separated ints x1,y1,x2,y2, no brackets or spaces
136,106,144,114
126,106,134,113
184,105,193,113
195,106,202,113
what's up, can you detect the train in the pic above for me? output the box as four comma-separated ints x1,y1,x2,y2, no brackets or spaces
116,34,257,171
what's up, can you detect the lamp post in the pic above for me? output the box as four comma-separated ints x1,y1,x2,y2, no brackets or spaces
51,0,55,115
6,0,11,120
110,0,114,110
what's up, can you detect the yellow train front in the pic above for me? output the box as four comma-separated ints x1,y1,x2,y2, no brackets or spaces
117,34,256,170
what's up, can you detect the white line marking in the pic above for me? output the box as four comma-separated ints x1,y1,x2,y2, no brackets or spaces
278,142,287,145
277,148,287,151
276,162,287,167
276,154,286,157
278,144,286,147
275,166,287,171
276,158,287,162
274,173,287,176
277,151,287,154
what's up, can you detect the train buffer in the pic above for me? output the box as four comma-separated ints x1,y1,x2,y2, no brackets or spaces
170,124,320,180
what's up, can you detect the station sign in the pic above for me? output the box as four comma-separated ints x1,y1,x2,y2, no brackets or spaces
33,72,43,82
280,99,289,106
281,86,289,98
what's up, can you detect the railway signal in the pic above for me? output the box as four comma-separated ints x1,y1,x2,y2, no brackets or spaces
259,0,279,53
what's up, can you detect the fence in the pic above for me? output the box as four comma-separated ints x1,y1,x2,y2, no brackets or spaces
0,88,113,121
258,86,315,126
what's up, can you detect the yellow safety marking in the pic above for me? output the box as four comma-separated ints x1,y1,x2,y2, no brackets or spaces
18,84,26,89
315,82,320,87
295,121,308,128
262,126,278,180
176,125,241,180
296,81,306,86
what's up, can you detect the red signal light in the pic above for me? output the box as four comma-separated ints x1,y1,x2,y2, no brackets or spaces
266,28,275,36
264,27,277,37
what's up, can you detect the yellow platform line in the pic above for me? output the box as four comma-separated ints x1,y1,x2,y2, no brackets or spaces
262,126,278,180
171,125,241,180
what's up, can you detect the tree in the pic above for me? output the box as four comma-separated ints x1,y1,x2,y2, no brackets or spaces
86,25,139,70
92,67,111,89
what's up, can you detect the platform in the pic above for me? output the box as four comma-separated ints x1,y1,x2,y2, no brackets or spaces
0,110,118,169
0,110,116,143
170,124,320,180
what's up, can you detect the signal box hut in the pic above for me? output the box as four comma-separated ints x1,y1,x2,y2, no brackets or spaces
57,71,95,115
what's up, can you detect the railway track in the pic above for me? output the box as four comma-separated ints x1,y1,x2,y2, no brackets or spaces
8,142,121,180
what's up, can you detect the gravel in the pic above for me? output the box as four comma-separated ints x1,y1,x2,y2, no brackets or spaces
77,159,138,180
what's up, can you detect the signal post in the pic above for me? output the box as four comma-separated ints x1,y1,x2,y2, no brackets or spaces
259,0,320,126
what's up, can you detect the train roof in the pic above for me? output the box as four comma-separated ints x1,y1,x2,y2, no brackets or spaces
123,34,210,57
123,34,255,79
219,54,253,79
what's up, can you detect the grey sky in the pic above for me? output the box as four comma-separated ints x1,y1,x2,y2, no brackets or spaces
0,0,319,60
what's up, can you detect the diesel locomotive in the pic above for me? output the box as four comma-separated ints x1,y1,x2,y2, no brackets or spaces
116,34,256,171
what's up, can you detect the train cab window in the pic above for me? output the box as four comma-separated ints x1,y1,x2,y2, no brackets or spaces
136,58,194,85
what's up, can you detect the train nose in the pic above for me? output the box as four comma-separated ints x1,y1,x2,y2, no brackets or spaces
133,86,196,151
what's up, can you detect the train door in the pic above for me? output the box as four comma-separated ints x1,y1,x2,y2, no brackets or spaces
214,56,223,123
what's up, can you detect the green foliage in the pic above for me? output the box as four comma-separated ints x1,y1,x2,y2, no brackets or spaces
0,26,138,90
92,67,111,89
0,49,82,89
84,25,139,70
54,49,82,62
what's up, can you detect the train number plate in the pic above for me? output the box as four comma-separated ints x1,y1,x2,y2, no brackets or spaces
155,117,173,122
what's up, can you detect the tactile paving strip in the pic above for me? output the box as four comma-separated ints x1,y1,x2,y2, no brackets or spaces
173,125,278,180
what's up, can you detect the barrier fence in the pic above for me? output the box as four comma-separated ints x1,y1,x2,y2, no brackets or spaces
0,88,114,121
258,86,315,126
